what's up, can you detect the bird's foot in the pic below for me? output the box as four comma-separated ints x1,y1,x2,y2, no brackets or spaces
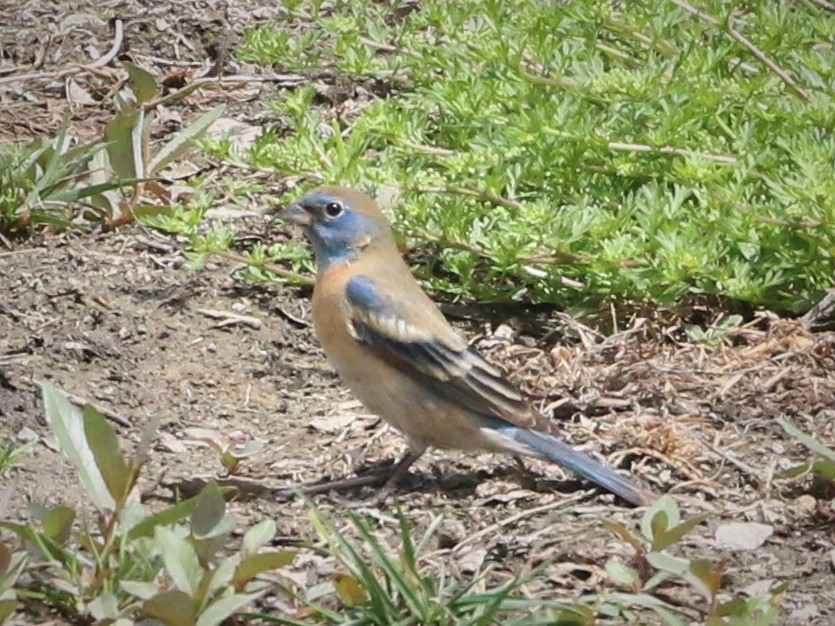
333,481,399,509
272,449,425,507
270,466,391,499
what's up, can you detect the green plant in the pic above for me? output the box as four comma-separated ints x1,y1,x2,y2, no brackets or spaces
683,314,744,347
0,440,36,476
601,496,783,625
0,62,223,236
777,417,835,483
97,62,223,226
0,382,294,625
232,0,835,313
272,503,580,626
0,119,139,234
182,427,266,474
0,490,25,626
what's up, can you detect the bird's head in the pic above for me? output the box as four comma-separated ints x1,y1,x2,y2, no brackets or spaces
278,186,395,271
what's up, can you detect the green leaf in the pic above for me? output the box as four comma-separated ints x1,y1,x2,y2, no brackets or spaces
649,511,669,546
41,505,75,545
148,105,225,174
242,519,276,556
333,573,369,604
206,556,237,597
48,178,149,203
143,590,196,626
128,497,200,540
0,599,18,624
776,462,814,479
642,570,672,591
778,418,835,463
652,514,709,551
809,461,835,479
120,579,161,600
687,558,722,599
38,380,115,511
83,404,130,505
641,495,680,545
234,551,296,588
0,551,26,596
649,604,688,626
88,591,120,620
604,559,640,588
715,597,748,616
645,552,689,575
601,519,644,552
0,542,11,576
123,61,158,103
195,591,261,626
26,211,74,229
126,486,236,540
104,111,145,179
750,608,781,626
132,204,174,218
155,526,202,596
0,522,67,565
0,522,40,548
191,481,227,540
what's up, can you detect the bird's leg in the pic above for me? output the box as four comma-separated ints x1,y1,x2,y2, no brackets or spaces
340,447,425,508
512,455,529,473
274,471,388,497
271,447,426,503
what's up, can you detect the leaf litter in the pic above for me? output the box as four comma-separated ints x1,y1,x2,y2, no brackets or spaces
1,0,834,622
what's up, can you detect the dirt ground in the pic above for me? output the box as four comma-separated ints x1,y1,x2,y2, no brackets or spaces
2,1,835,624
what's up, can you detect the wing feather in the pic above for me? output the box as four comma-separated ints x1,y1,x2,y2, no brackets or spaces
345,275,538,427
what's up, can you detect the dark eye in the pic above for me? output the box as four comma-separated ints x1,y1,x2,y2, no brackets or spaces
324,201,344,218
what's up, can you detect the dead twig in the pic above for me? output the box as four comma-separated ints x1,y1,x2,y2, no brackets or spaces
809,0,835,12
801,290,835,331
88,19,124,69
63,390,132,429
142,73,307,110
210,249,315,285
197,308,263,330
443,494,587,557
667,0,811,102
0,19,123,85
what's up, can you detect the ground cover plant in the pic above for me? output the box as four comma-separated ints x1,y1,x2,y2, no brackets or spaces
229,0,835,313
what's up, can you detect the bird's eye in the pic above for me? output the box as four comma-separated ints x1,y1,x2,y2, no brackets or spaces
324,201,344,218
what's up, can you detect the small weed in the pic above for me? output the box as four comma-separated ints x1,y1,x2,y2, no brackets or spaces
284,504,578,626
0,382,295,625
684,314,744,347
181,427,267,474
777,418,835,484
601,496,783,625
0,440,36,477
0,62,222,236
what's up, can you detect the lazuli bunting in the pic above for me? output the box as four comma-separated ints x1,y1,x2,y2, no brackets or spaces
278,186,652,506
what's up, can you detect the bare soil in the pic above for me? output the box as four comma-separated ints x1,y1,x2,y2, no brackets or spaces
2,1,835,624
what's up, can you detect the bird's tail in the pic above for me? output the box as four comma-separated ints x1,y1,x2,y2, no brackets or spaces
512,428,653,506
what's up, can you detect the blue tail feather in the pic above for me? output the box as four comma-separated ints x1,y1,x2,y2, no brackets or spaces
512,428,652,506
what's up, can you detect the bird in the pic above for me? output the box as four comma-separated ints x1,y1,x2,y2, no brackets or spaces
277,185,653,506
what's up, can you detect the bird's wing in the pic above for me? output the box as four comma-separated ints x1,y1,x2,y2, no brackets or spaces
344,274,544,430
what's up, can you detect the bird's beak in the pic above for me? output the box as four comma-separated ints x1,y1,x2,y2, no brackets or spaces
276,203,313,227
